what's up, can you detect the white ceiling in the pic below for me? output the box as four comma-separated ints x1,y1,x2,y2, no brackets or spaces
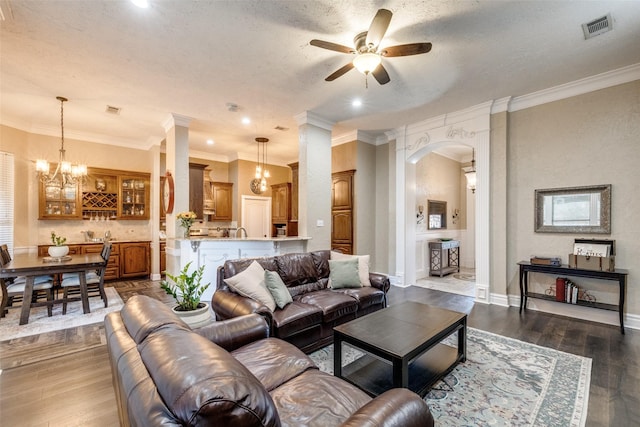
1,0,639,165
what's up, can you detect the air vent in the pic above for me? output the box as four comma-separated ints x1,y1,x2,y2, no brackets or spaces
582,14,612,39
274,125,289,131
105,105,121,115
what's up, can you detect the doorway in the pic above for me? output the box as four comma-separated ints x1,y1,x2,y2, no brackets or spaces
241,195,271,238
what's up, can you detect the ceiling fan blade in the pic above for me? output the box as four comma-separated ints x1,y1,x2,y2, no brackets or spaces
310,39,355,54
366,9,392,48
381,43,432,57
325,62,355,81
371,63,390,85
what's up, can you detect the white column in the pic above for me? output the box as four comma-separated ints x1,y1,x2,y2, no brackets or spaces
162,113,191,239
294,111,334,252
394,128,407,285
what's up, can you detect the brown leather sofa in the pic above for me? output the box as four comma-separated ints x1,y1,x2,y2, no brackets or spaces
212,250,390,353
105,295,434,427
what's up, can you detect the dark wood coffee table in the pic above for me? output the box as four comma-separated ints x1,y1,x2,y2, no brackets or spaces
333,301,466,397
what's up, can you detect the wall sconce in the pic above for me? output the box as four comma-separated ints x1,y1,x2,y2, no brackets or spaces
452,208,460,225
417,205,424,225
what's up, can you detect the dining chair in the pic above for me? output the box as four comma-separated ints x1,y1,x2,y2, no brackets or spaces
59,242,112,314
0,245,54,318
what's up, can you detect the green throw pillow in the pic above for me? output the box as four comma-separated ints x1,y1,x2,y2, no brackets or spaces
328,258,361,289
264,270,293,309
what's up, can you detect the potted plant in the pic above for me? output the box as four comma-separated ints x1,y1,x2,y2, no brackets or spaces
48,231,69,258
161,261,212,328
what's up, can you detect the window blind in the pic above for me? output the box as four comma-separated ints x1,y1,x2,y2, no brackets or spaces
0,151,15,255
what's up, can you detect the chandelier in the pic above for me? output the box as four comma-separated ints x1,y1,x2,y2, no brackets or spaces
36,96,87,188
249,137,270,194
465,148,477,194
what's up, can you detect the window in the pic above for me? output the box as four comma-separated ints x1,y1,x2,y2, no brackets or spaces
0,152,15,255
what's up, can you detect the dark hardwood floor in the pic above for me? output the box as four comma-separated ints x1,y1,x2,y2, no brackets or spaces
1,281,638,426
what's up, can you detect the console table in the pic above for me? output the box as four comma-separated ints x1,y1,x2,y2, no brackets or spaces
429,240,460,277
518,261,628,334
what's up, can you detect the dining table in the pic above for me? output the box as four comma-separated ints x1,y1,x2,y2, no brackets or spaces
0,252,105,325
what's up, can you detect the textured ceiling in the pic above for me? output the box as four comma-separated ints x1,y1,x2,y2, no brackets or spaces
1,0,639,164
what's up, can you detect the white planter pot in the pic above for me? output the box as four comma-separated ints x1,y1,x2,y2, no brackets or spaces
48,245,69,258
172,302,213,329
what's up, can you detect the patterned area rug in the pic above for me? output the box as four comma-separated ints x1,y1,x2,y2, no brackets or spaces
0,287,123,341
309,328,591,427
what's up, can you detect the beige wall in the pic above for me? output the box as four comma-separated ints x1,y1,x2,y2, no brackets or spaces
0,125,154,247
415,153,464,231
505,80,640,317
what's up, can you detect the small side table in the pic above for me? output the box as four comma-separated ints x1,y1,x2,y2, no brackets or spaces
428,240,460,277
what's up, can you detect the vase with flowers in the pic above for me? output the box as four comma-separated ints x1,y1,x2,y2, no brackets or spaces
176,211,197,238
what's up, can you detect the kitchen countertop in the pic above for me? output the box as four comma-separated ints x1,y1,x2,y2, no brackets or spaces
174,236,311,242
39,239,151,246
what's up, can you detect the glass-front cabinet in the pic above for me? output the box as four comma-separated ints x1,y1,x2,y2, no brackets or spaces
39,173,81,219
119,175,149,219
39,167,150,220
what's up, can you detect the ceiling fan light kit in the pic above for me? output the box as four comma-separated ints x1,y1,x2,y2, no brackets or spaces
353,52,381,74
310,8,432,86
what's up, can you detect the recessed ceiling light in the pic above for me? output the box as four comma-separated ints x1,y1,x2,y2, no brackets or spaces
131,0,149,8
242,117,251,125
207,139,214,145
352,99,362,107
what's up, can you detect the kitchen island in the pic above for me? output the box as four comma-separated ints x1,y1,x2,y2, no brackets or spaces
165,236,310,301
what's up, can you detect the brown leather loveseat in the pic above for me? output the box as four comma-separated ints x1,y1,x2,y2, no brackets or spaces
105,295,434,427
212,250,390,353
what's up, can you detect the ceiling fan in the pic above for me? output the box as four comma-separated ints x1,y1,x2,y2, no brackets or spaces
310,8,432,86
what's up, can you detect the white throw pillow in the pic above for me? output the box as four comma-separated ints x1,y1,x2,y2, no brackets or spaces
223,260,276,311
329,251,371,287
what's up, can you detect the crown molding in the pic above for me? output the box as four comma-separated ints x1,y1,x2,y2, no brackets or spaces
509,62,640,112
294,111,334,131
331,129,377,146
162,113,192,132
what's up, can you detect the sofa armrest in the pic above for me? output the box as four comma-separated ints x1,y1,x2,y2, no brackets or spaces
211,288,274,331
193,313,269,352
369,272,390,293
340,389,434,427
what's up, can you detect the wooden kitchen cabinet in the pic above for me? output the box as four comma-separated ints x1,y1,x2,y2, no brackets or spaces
38,244,83,257
39,166,150,220
37,241,150,280
119,174,150,219
208,182,233,221
271,183,291,223
288,162,299,221
120,242,150,278
39,167,81,219
270,182,297,237
189,163,207,219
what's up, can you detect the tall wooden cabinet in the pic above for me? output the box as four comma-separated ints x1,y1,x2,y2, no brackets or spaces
331,170,355,254
189,163,207,219
271,182,298,237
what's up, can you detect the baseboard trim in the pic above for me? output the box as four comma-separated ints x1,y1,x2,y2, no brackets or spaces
508,294,639,331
